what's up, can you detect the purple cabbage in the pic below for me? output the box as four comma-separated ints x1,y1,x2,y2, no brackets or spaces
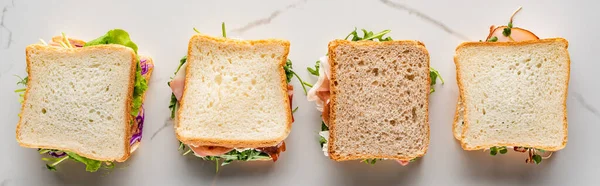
130,105,144,146
49,151,66,158
141,59,149,75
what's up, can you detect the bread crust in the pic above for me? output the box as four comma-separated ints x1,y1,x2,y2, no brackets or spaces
176,34,292,148
452,96,463,141
17,44,138,162
455,38,569,151
327,39,430,161
123,56,155,159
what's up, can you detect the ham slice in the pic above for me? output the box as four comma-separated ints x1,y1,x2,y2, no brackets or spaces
396,160,410,166
486,25,539,42
169,63,187,101
288,84,295,122
257,141,286,162
307,56,331,112
190,145,233,157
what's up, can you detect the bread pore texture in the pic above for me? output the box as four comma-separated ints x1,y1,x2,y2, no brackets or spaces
17,44,137,161
455,38,570,151
176,35,292,148
327,40,430,161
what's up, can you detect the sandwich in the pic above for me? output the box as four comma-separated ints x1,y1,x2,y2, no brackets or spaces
307,28,443,165
15,29,153,172
168,24,304,169
453,7,569,164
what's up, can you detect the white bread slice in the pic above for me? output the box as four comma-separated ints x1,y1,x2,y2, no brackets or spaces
327,40,430,161
455,38,570,151
453,96,464,140
175,34,292,148
17,44,137,162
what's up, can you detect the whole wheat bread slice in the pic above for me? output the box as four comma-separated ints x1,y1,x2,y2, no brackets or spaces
455,38,570,151
175,34,292,148
327,40,430,161
17,44,137,162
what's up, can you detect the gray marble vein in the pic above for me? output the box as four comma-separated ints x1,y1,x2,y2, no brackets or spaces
379,0,471,41
230,0,307,34
150,118,173,140
571,92,600,119
0,0,15,49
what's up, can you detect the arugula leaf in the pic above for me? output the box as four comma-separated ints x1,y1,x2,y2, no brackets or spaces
321,121,329,131
429,67,444,93
319,136,327,148
284,59,310,95
84,29,147,119
344,28,392,41
307,61,320,76
490,146,498,156
499,146,508,154
532,154,542,164
487,36,498,42
202,149,271,167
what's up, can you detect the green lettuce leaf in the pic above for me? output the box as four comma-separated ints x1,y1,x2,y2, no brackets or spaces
84,29,138,53
429,67,444,93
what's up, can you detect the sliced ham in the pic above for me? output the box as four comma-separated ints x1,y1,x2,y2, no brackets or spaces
307,56,331,112
190,145,233,157
486,25,539,42
288,84,295,122
257,141,286,162
396,160,410,166
169,63,187,101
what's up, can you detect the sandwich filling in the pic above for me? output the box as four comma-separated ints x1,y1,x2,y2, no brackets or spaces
168,26,303,168
16,29,151,172
463,7,553,164
308,28,443,165
168,55,289,164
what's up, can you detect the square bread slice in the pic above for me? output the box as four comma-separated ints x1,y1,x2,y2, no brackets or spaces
455,38,570,151
17,44,137,162
176,34,292,148
327,40,430,161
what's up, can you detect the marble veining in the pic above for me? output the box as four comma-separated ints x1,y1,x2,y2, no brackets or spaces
230,0,308,34
0,0,15,49
380,0,471,41
150,119,172,141
571,92,600,119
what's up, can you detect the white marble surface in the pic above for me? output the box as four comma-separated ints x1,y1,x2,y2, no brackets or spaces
1,0,599,185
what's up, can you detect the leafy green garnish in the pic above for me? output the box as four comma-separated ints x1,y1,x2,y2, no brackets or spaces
429,67,444,93
84,29,138,53
361,158,381,165
532,154,542,164
181,146,271,171
284,59,311,94
321,121,329,131
168,56,188,119
307,61,320,76
14,75,28,103
84,29,147,119
221,22,227,38
345,28,392,41
502,23,512,37
487,36,498,42
319,136,327,148
489,146,508,156
39,149,114,172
